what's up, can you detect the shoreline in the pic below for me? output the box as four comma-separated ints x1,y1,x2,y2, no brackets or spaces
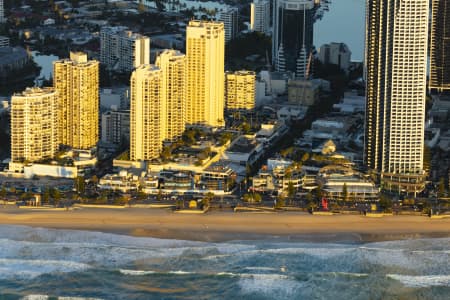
0,206,449,243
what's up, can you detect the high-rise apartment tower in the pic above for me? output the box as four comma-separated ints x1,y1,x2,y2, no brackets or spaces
218,7,239,42
53,52,99,150
251,0,270,34
10,87,58,164
130,65,163,161
100,27,150,73
364,0,428,194
186,20,225,127
155,50,186,142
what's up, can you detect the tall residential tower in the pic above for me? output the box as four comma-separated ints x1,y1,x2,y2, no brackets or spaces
10,88,58,165
251,0,270,34
155,50,186,142
430,0,450,92
186,20,225,127
100,27,150,73
130,65,163,161
364,0,428,194
53,52,99,150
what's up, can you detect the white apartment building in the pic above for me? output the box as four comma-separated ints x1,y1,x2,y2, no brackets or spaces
251,0,270,34
130,65,163,161
10,87,58,164
186,20,225,127
155,50,186,142
365,0,429,194
225,70,256,110
100,27,150,73
218,7,239,42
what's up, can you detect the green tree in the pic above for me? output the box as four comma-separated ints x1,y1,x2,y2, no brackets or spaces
75,176,85,194
0,187,6,198
50,188,61,206
287,181,296,205
275,194,285,208
342,183,348,202
379,194,392,213
42,188,50,204
438,178,446,198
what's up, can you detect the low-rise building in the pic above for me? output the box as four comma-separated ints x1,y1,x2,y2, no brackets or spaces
98,170,140,193
199,163,236,193
317,166,379,202
288,79,330,106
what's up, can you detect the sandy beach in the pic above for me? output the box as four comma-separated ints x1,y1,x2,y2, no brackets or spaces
0,206,449,242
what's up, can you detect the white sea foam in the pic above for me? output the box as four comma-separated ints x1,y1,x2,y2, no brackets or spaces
168,270,193,275
119,269,155,276
0,259,90,279
387,274,450,288
58,297,104,300
244,266,279,272
238,273,302,298
21,297,103,300
21,296,49,300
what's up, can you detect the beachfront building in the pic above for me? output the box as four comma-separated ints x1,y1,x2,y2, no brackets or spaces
186,20,225,127
100,26,150,73
250,0,270,34
430,0,450,92
364,0,428,194
199,164,237,193
53,52,99,150
155,50,186,142
317,166,379,202
130,65,163,161
225,70,256,110
10,88,58,170
98,170,140,193
218,7,239,42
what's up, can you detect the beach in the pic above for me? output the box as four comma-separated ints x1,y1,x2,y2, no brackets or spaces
0,206,449,299
0,206,449,242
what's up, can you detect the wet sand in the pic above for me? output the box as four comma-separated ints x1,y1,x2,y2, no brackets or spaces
0,206,449,243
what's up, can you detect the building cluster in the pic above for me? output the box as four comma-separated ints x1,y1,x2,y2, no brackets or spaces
251,158,379,202
2,0,450,200
99,163,236,195
8,52,99,177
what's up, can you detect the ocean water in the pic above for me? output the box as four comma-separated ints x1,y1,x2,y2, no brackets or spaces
0,226,448,299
